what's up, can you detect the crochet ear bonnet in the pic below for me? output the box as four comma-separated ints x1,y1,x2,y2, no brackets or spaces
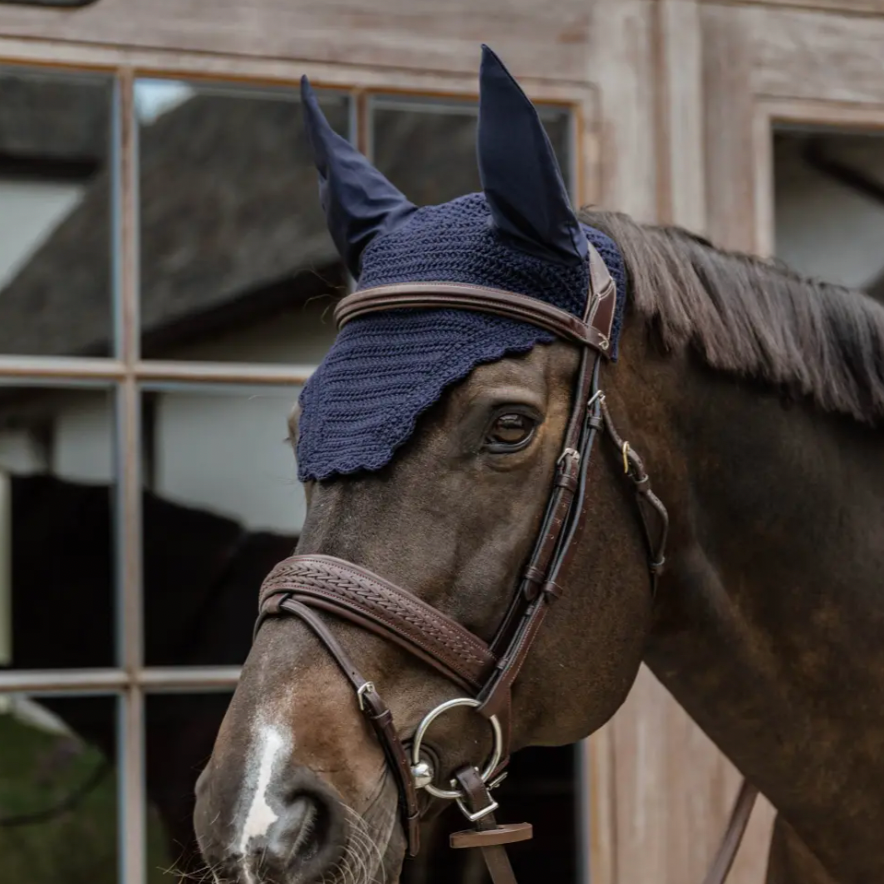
296,46,625,482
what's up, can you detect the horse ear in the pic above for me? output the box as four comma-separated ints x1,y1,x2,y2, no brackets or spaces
301,76,417,277
477,45,586,266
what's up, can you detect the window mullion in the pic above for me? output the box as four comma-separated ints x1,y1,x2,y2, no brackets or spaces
114,65,146,884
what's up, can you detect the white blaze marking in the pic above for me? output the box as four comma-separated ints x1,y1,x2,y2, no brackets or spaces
238,725,287,854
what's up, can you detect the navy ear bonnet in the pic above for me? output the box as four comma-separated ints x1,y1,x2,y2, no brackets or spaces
297,46,626,482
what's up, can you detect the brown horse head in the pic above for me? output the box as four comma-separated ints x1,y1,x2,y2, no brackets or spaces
193,45,657,884
195,41,884,884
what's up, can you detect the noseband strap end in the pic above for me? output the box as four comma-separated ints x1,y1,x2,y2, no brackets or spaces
406,812,422,857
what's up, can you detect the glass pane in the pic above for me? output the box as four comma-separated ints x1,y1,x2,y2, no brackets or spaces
136,79,348,363
0,67,113,356
0,386,115,670
0,694,119,884
145,692,232,878
371,96,573,206
774,128,884,292
142,385,300,666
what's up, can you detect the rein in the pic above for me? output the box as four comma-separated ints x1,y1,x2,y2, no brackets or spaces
254,243,757,884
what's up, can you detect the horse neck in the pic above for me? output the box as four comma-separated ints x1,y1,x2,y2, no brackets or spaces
626,341,884,874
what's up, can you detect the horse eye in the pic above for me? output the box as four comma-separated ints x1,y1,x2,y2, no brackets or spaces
485,413,536,450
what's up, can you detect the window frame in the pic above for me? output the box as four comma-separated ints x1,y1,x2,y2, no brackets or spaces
0,55,581,884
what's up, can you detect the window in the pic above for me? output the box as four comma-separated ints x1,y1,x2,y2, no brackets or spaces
774,127,884,294
135,79,347,364
0,62,576,884
0,68,113,356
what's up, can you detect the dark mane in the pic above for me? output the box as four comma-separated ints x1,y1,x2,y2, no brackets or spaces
581,209,884,426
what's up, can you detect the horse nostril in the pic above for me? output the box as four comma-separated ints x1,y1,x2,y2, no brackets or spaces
268,793,326,863
250,788,345,881
195,759,351,884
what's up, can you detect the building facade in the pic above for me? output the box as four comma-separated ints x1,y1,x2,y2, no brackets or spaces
0,1,882,882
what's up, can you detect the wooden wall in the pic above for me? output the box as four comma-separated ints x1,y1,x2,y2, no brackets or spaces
4,1,884,881
590,4,884,883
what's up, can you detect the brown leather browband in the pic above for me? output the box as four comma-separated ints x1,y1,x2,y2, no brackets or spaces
260,555,495,692
335,281,615,352
254,241,756,884
334,242,619,355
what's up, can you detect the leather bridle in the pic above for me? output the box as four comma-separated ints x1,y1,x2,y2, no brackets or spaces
253,243,757,884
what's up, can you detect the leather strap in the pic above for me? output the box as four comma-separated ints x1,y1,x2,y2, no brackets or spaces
334,276,615,357
259,555,495,692
586,244,617,348
599,397,669,594
477,262,605,722
701,780,759,884
450,823,533,849
260,597,422,855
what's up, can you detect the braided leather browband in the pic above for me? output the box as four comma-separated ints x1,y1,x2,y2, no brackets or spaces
255,241,755,884
259,555,495,692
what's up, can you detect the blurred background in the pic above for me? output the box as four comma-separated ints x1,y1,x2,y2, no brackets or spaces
0,1,882,883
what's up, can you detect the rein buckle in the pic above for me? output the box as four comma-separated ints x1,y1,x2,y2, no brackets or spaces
456,787,500,823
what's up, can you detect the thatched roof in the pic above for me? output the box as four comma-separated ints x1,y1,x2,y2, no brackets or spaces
0,81,347,356
0,69,109,167
0,79,502,358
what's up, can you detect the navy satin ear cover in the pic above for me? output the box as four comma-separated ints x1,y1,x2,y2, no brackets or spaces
477,45,587,266
300,76,417,277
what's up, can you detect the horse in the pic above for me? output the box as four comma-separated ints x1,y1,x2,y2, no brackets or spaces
192,45,884,884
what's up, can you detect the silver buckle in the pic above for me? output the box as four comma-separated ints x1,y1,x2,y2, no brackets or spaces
356,681,375,711
455,791,500,822
557,447,580,468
